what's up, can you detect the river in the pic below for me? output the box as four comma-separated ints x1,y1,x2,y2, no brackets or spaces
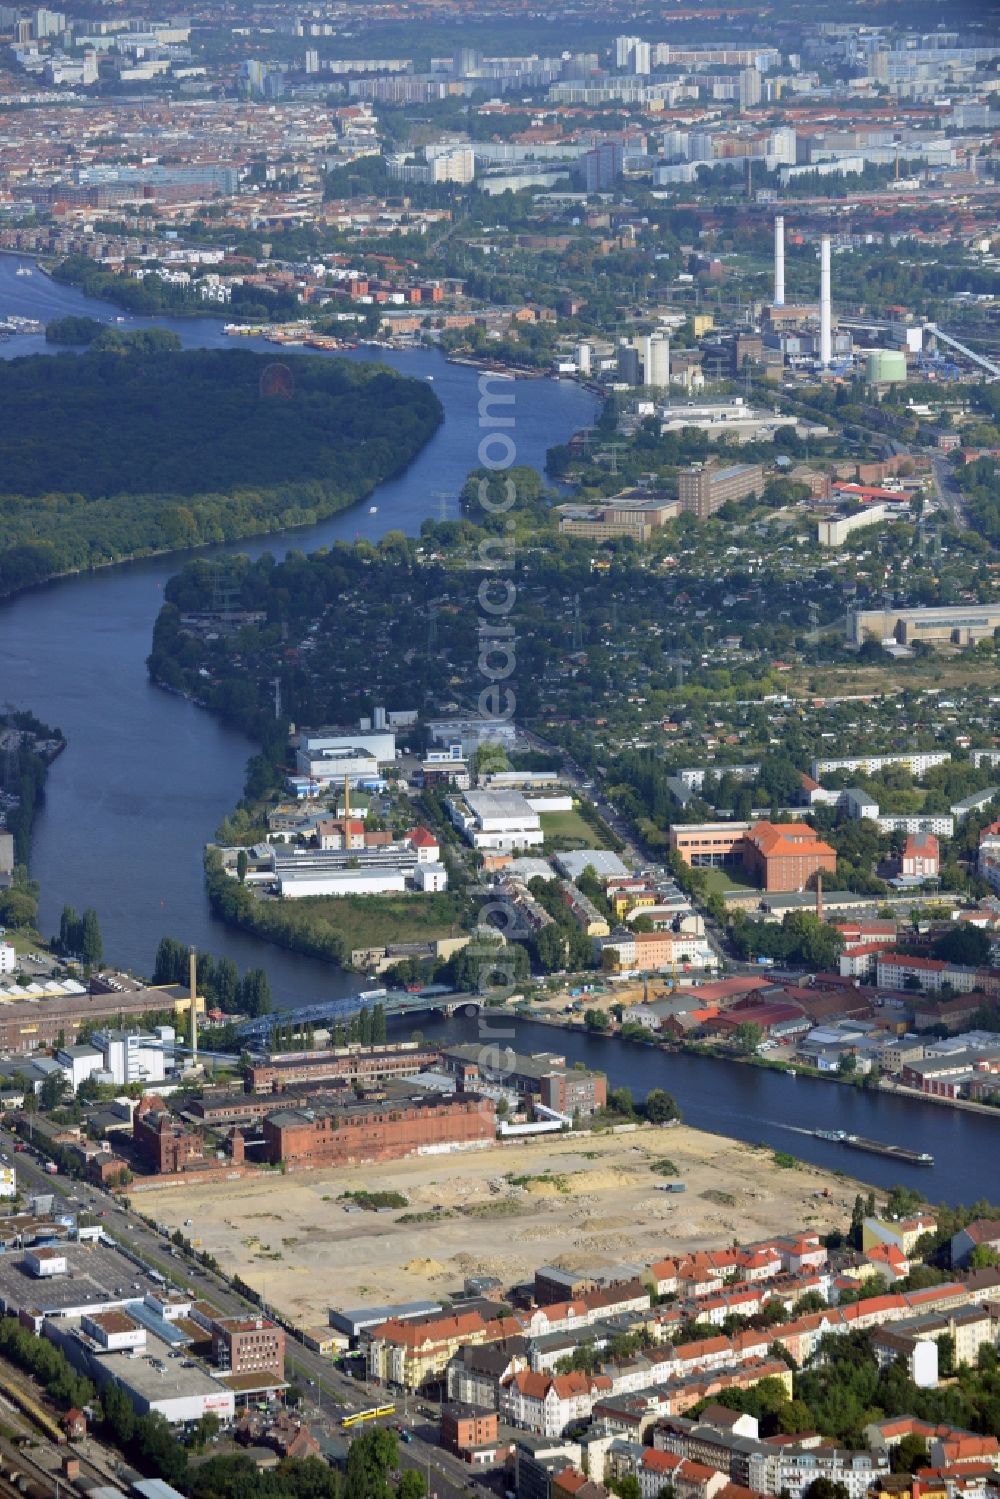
2,255,999,1202
0,253,599,997
413,1013,998,1206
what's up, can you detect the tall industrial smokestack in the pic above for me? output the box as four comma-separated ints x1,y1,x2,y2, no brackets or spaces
188,946,198,1062
774,216,785,308
820,235,832,369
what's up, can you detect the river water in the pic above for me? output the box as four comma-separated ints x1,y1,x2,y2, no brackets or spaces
2,254,999,1202
414,1013,998,1206
0,253,598,996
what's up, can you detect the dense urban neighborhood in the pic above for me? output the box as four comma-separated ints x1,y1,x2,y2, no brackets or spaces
1,0,1000,1494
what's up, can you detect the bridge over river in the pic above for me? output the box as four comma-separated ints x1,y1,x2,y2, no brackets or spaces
235,988,483,1043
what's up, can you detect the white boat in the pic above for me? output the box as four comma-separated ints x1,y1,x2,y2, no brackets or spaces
369,505,378,514
15,267,32,277
426,375,434,381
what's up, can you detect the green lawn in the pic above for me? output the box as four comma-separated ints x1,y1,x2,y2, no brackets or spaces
540,808,604,849
700,865,760,895
289,892,468,950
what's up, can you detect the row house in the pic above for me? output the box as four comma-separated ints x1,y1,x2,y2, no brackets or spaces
739,1246,785,1281
501,1370,613,1436
747,1445,889,1499
654,1414,766,1488
580,1280,652,1321
446,1340,530,1408
650,1259,680,1297
764,1233,828,1273
639,1450,728,1499
366,1309,518,1389
519,1300,592,1339
676,1253,738,1298
689,1284,770,1327
665,1359,794,1419
914,1462,998,1499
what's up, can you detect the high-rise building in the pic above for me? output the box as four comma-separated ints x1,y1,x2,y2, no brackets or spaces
738,67,762,108
614,33,641,68
820,235,832,368
632,40,651,75
34,7,66,37
582,140,623,192
240,58,267,96
304,47,319,72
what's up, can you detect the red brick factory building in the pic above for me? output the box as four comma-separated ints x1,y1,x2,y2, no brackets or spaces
261,1088,496,1169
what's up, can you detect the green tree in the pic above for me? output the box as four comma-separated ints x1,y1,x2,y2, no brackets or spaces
214,957,239,1008
58,905,80,955
644,1088,681,1124
79,908,103,968
39,1072,68,1112
0,888,37,928
803,1480,850,1499
236,848,248,884
934,925,990,967
733,1021,764,1054
892,1434,929,1475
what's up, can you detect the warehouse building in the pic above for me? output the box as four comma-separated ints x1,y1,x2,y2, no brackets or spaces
848,604,1000,647
448,790,544,851
261,1088,497,1168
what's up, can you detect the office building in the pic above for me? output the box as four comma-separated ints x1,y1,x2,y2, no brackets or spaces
558,494,679,542
678,464,764,520
212,1316,285,1380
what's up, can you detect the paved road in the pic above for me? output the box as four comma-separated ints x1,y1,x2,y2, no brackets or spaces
3,1131,489,1499
930,454,968,529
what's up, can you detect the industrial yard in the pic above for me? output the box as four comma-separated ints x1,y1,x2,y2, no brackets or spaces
140,1125,858,1329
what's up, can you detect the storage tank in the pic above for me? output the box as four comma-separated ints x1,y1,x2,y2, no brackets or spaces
866,350,907,385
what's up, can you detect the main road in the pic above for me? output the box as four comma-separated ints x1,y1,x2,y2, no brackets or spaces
4,1130,486,1499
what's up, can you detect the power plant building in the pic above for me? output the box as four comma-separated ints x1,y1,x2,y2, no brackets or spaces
866,350,908,385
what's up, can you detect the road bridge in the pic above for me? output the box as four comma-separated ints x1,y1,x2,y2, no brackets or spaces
235,988,483,1042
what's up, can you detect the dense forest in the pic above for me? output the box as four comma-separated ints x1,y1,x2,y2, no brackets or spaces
0,347,441,597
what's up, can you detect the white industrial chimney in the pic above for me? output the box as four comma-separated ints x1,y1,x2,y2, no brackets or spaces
819,235,832,368
774,216,785,308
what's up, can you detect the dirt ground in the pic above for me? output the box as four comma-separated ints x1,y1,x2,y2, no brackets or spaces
140,1126,858,1329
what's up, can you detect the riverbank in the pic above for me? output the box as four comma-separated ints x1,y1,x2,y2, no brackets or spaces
137,1122,862,1328
0,346,443,604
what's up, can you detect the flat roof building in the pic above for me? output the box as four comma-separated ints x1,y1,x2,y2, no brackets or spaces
450,790,543,852
849,603,1000,647
678,464,764,520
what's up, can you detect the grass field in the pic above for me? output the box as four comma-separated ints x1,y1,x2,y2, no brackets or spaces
785,654,1000,700
282,892,468,951
700,865,760,895
540,808,604,848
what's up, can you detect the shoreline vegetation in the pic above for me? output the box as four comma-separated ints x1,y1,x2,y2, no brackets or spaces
0,342,442,600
